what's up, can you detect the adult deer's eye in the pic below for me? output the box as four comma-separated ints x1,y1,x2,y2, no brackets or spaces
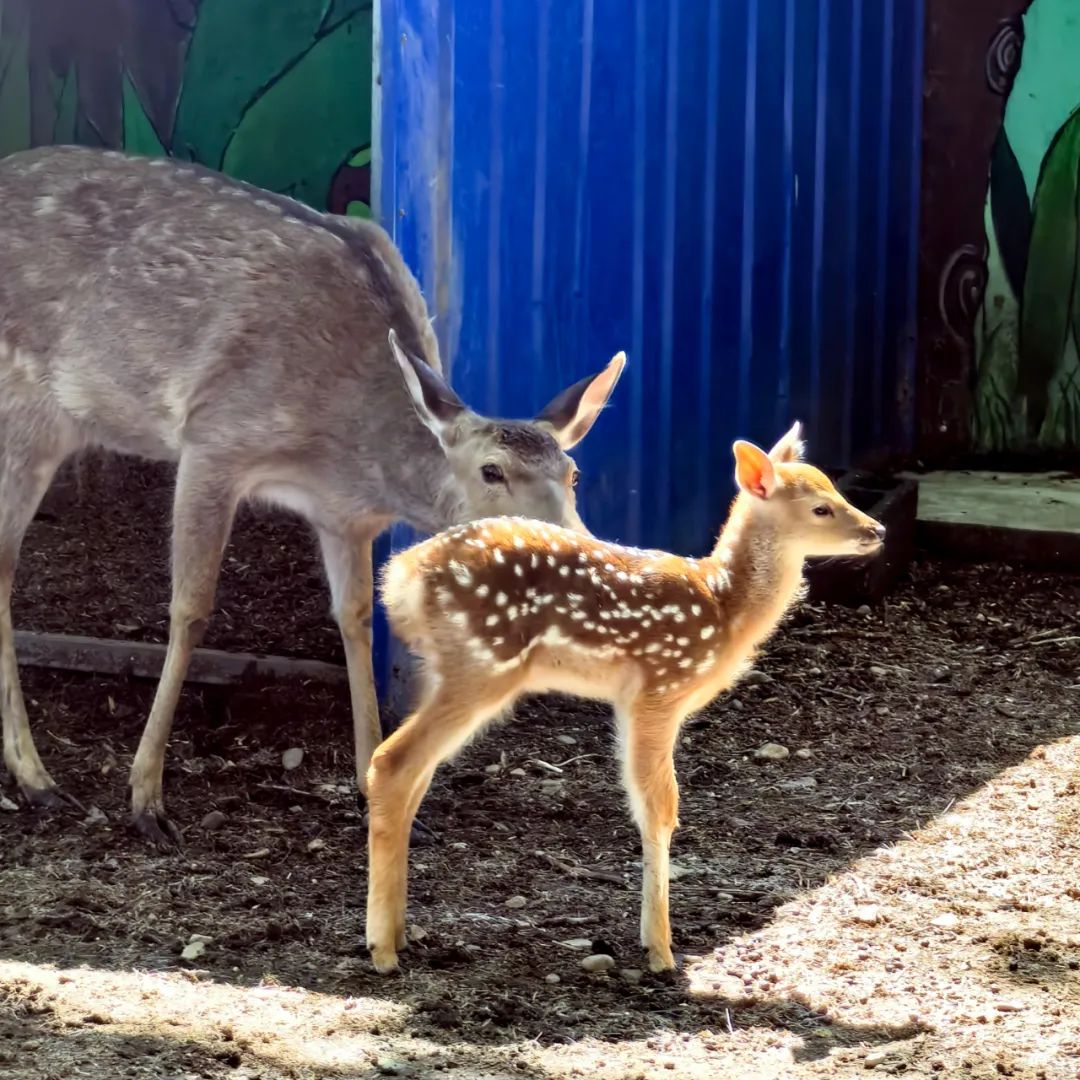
812,505,833,517
570,469,581,488
481,463,505,484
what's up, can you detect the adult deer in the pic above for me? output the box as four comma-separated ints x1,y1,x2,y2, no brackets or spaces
367,424,885,973
0,146,625,846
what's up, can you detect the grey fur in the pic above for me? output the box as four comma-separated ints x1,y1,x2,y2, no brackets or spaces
0,147,626,843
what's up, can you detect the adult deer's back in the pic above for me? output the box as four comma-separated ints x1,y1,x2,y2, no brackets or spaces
0,147,626,844
0,146,440,491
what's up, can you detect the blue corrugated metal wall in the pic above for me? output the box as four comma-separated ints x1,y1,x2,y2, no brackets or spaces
372,0,924,702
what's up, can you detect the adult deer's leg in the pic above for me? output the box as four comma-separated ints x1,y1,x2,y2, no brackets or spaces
128,454,237,848
0,443,72,808
366,674,514,973
617,697,682,972
318,523,388,797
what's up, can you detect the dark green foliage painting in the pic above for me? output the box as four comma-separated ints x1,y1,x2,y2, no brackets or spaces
0,0,372,217
971,0,1080,452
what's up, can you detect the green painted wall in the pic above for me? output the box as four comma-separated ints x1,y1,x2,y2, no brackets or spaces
0,0,372,217
974,0,1080,451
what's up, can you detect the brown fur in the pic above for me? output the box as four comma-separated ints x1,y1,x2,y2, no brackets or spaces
366,423,885,974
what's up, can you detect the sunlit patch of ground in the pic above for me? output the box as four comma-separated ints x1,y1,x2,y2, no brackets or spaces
4,735,1077,1079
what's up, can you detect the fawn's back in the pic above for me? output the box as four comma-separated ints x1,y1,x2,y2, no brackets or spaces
0,146,437,470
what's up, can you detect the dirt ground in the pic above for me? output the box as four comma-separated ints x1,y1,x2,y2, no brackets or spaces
2,459,1079,1080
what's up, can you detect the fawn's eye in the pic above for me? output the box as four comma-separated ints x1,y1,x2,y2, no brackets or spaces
812,505,833,517
481,463,505,485
570,468,581,488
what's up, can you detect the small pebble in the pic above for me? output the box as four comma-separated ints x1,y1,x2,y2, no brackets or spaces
201,810,227,832
742,670,772,686
509,768,527,777
83,805,108,826
778,776,818,792
450,841,468,851
794,748,813,759
931,912,959,930
181,939,207,962
869,665,888,677
857,604,872,616
243,848,271,860
376,1057,405,1076
504,895,528,910
581,954,616,973
620,968,644,985
484,763,501,774
281,748,304,771
556,734,578,746
754,742,790,763
250,876,269,886
864,1049,888,1067
0,795,18,812
854,905,880,925
544,972,561,984
407,924,427,943
307,838,326,852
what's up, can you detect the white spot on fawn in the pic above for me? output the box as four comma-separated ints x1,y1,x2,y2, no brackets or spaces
485,614,500,627
494,550,506,565
495,592,508,606
450,561,471,586
700,626,715,640
476,584,490,598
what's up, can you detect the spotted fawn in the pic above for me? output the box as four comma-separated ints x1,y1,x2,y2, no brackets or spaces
367,422,885,973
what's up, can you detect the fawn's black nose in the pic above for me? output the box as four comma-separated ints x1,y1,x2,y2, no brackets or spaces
873,524,886,541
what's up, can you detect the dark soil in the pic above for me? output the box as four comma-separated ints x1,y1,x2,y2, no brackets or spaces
2,456,1079,1079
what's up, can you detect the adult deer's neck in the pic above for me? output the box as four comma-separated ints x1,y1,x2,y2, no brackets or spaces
360,427,467,535
704,495,806,650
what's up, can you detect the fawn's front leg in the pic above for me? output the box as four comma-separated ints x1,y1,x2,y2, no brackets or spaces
618,699,682,972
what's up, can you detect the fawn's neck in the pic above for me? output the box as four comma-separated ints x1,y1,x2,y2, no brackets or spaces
705,496,806,649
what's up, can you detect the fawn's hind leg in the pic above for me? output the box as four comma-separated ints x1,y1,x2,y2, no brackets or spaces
365,672,516,973
0,427,73,808
616,696,683,972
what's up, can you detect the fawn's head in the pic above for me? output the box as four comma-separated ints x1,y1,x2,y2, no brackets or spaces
389,330,625,532
732,423,885,558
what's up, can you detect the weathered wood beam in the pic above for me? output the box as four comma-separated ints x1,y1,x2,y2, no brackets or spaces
13,631,348,688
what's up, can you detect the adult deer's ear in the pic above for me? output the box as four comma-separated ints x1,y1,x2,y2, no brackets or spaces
535,351,627,450
733,440,778,499
768,421,805,463
389,329,465,448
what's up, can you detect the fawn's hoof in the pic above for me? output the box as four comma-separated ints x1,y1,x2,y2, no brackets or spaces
647,947,677,973
369,945,401,975
131,807,183,850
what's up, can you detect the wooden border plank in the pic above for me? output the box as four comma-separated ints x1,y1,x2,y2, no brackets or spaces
13,631,348,688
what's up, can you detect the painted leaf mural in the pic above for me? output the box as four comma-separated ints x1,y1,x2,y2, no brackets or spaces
122,71,166,159
172,0,333,168
1017,106,1080,431
0,9,30,158
221,8,373,209
51,66,77,145
989,127,1032,302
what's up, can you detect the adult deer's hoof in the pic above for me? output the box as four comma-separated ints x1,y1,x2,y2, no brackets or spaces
131,807,183,850
20,782,85,814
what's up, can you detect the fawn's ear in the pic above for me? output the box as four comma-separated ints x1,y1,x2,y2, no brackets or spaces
768,421,805,463
733,440,778,499
535,351,627,450
389,329,466,448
